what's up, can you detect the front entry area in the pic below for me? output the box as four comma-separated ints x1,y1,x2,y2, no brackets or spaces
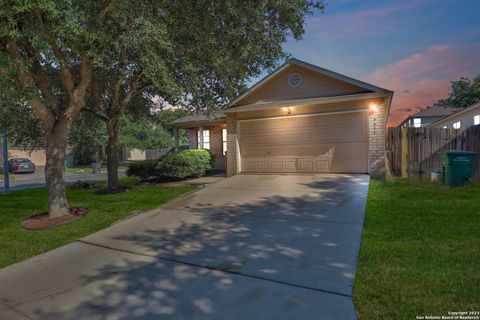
239,111,368,173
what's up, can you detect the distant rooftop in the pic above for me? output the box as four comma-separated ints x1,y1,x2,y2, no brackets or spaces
171,111,226,127
408,104,458,118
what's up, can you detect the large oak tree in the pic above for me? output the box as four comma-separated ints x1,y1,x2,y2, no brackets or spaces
87,0,325,191
1,0,324,214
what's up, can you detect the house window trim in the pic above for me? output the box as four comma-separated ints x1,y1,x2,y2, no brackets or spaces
197,129,210,149
222,128,227,156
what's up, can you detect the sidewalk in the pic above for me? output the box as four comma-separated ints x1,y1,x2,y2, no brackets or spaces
0,170,126,192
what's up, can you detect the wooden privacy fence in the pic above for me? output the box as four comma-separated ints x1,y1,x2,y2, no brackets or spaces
386,126,480,180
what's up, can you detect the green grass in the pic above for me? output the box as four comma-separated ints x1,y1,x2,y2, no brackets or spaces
0,177,196,268
354,179,480,319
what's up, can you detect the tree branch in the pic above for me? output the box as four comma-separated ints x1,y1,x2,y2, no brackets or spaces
68,54,93,118
4,36,54,128
112,59,126,113
25,41,59,107
90,73,107,114
33,7,75,97
82,107,109,121
122,73,142,107
99,0,117,18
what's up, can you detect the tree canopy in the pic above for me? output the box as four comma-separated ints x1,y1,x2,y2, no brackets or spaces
440,75,480,108
1,0,324,216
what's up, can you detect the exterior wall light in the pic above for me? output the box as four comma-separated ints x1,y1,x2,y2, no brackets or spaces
369,103,378,114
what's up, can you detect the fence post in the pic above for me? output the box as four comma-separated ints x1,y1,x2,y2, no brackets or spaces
401,127,408,178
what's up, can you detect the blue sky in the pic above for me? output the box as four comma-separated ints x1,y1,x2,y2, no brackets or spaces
253,0,480,126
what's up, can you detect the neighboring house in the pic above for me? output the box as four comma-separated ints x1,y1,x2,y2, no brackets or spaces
428,101,480,130
399,104,458,128
171,58,393,179
8,148,46,167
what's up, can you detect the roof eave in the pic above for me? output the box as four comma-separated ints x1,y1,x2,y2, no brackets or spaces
224,92,391,114
171,118,227,128
427,101,480,127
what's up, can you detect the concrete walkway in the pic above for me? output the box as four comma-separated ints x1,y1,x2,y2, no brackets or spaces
0,174,369,320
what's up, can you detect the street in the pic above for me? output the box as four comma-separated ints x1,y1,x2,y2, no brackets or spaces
0,167,126,191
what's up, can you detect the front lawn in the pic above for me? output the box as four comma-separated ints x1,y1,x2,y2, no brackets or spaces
0,177,196,268
354,179,480,319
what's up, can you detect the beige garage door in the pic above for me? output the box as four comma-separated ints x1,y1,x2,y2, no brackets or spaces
239,111,368,173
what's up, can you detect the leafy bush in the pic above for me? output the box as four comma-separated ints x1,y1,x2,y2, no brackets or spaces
156,149,214,180
126,160,159,181
126,149,215,181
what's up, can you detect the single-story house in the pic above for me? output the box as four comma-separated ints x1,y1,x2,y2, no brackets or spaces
428,101,480,130
172,58,393,179
398,104,458,128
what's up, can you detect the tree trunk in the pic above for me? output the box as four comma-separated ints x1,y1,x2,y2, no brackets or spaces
106,117,120,191
45,123,69,217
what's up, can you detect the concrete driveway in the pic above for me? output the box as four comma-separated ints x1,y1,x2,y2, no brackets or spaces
0,174,369,320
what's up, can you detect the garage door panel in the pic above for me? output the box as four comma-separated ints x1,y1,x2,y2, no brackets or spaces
270,161,284,171
284,161,297,172
298,160,314,172
239,112,368,174
256,161,269,171
243,160,256,172
241,129,366,146
330,160,347,172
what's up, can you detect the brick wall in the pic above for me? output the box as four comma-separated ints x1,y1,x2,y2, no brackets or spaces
209,126,226,170
368,100,387,180
226,116,238,177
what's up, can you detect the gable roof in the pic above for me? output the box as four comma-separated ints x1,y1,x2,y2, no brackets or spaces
228,58,391,107
398,103,458,127
407,104,458,118
428,101,480,127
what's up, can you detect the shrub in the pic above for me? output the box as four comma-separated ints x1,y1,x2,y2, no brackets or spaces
126,160,158,181
156,149,214,180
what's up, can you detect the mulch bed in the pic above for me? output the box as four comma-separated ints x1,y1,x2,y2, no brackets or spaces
21,207,88,230
94,185,131,195
70,180,97,190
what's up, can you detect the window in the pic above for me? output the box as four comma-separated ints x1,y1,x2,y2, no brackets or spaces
197,129,210,149
474,115,480,125
453,121,461,129
413,118,422,128
222,128,227,155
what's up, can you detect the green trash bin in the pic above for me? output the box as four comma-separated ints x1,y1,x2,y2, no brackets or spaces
441,151,476,187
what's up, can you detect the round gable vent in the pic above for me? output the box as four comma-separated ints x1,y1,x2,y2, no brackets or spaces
288,72,303,88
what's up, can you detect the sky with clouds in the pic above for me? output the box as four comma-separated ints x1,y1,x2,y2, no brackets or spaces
252,0,480,126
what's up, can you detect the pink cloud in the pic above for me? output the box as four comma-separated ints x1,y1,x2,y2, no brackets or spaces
362,44,480,126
